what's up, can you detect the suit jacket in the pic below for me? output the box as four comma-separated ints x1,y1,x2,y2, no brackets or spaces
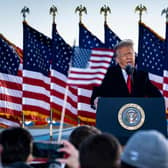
90,65,162,105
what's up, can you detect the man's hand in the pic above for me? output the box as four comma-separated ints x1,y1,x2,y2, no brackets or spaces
90,97,99,110
91,104,96,110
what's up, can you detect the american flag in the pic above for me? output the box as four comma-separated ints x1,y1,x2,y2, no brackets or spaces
104,23,121,49
137,22,165,90
50,23,78,125
163,22,168,114
104,23,121,66
79,23,104,48
68,47,114,86
0,34,22,127
68,47,114,125
23,22,52,123
72,23,116,125
137,22,167,113
77,23,105,125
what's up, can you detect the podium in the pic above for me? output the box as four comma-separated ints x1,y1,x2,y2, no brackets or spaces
96,97,167,145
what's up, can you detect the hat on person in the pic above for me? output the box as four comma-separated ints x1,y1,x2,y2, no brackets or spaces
121,130,168,168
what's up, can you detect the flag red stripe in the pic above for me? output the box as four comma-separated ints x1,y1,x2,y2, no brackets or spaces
23,91,50,102
0,94,22,104
69,76,105,81
0,108,22,117
50,70,78,124
78,110,96,118
69,70,105,75
92,48,114,52
24,77,50,90
51,103,77,120
151,81,163,90
163,90,168,97
23,105,49,117
164,77,168,83
51,75,66,86
0,80,22,90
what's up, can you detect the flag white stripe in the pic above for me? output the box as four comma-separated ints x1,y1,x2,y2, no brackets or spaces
149,73,163,83
78,102,95,113
23,98,50,110
0,87,22,97
90,62,111,68
78,88,96,113
23,84,50,95
69,73,105,79
51,82,66,95
23,69,50,116
23,70,50,83
51,69,67,81
51,70,78,116
163,70,168,77
68,48,113,87
0,117,20,127
92,50,114,56
163,70,168,92
69,67,107,73
68,79,102,85
0,72,22,84
0,100,22,111
90,56,112,62
51,96,77,115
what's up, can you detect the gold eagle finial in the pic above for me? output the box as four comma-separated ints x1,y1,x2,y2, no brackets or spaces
21,6,30,21
100,5,111,24
50,5,58,24
135,4,147,23
75,5,87,24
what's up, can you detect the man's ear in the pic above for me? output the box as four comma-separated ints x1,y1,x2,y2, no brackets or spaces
115,57,119,64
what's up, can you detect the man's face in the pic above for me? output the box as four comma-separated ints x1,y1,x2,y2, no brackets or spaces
115,46,135,69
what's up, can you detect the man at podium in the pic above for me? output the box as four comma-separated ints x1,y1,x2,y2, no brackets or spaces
90,39,162,108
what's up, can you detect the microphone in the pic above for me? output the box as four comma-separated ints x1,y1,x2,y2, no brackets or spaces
125,64,134,75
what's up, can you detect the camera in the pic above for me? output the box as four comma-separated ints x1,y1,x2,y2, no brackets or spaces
32,141,64,160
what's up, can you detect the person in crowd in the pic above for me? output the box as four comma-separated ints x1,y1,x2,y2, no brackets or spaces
0,144,3,168
69,125,101,149
90,39,162,108
57,133,122,168
121,130,168,168
56,125,102,168
79,133,122,168
0,127,33,168
31,125,101,168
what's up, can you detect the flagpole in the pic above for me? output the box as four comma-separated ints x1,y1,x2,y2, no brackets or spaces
49,109,53,141
57,85,69,142
21,111,25,128
57,40,76,142
50,5,58,141
21,6,29,129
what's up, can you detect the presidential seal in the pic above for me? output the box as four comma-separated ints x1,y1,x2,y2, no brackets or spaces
118,103,145,130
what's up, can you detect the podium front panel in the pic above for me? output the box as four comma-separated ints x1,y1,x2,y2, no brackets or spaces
96,97,167,145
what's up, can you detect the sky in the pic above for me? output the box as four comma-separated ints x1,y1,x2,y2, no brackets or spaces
0,0,168,52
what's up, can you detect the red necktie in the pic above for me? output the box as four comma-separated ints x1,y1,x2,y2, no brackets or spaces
127,75,131,94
